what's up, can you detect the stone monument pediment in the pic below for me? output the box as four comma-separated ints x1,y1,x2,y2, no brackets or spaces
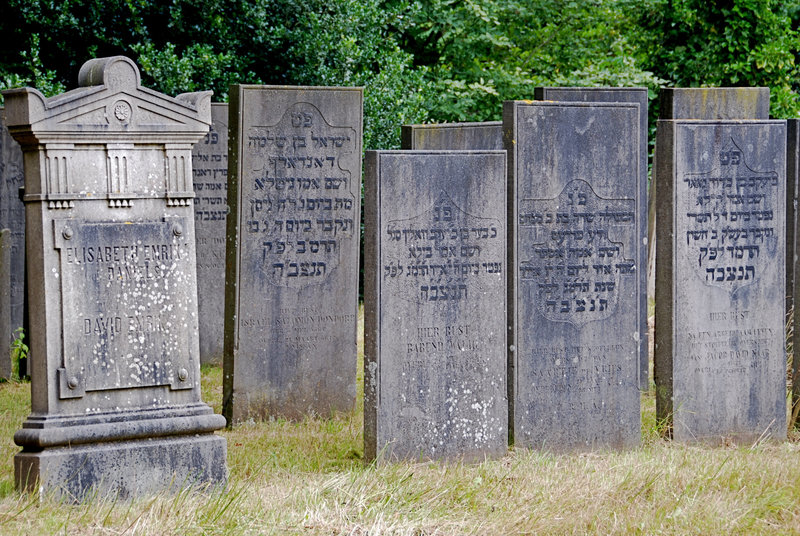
3,56,211,140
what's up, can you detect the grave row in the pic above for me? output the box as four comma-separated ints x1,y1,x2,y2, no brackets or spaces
0,56,792,499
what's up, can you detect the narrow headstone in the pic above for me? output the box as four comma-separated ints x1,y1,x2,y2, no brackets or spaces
0,109,25,350
401,121,503,150
192,103,229,364
504,101,643,450
4,56,227,499
789,120,800,420
660,88,770,120
654,119,786,443
224,85,362,423
535,87,649,390
0,229,10,379
364,150,508,462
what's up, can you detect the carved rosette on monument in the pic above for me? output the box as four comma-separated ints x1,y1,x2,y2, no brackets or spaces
3,56,227,499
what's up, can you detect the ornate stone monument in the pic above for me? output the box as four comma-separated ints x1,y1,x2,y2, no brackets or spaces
3,56,227,499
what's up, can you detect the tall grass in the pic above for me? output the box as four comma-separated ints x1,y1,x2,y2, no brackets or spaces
0,313,799,534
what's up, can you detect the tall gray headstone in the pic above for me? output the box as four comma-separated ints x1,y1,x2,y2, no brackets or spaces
192,103,229,364
654,119,786,443
535,87,649,390
0,229,10,379
364,150,508,462
401,121,503,150
3,56,227,499
224,85,362,423
0,109,25,351
789,120,800,419
660,88,770,120
505,101,643,450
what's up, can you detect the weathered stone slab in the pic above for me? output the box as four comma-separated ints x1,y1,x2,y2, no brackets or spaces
504,101,643,450
0,229,10,379
0,109,25,352
3,56,227,499
224,86,362,423
789,120,800,415
401,121,503,150
535,87,649,390
192,103,228,364
660,88,770,120
364,150,508,462
655,120,786,443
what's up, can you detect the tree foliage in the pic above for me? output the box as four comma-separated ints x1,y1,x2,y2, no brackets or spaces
639,0,800,118
0,0,798,149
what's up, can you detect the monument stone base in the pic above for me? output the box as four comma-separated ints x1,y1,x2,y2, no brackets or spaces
15,435,227,501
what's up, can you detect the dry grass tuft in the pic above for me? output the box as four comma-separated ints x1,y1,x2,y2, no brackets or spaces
0,310,799,534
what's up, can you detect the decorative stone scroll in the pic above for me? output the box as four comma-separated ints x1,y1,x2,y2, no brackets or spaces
655,120,786,444
223,86,362,423
364,150,508,462
504,101,643,451
3,56,227,499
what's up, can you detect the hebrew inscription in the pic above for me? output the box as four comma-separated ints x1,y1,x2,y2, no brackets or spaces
680,138,779,292
382,192,504,305
245,103,356,289
518,179,635,326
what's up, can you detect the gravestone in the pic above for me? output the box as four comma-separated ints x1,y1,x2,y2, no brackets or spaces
789,120,800,417
660,88,770,121
364,150,508,462
401,121,503,150
3,56,227,499
654,119,786,443
192,103,229,364
224,85,362,423
0,109,25,356
535,87,649,390
0,229,10,379
504,101,643,450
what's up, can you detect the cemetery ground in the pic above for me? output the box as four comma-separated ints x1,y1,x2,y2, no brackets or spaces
0,309,800,534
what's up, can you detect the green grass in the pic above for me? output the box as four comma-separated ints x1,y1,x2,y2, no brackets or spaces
1,314,800,534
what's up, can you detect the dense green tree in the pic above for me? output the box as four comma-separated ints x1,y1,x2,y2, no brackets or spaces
1,0,799,148
0,0,431,149
397,0,665,121
639,0,800,117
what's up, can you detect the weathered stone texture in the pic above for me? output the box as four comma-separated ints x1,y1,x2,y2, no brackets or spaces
655,120,786,443
223,86,362,423
364,150,508,462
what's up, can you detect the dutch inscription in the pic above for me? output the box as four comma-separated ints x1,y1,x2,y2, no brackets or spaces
56,220,195,396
